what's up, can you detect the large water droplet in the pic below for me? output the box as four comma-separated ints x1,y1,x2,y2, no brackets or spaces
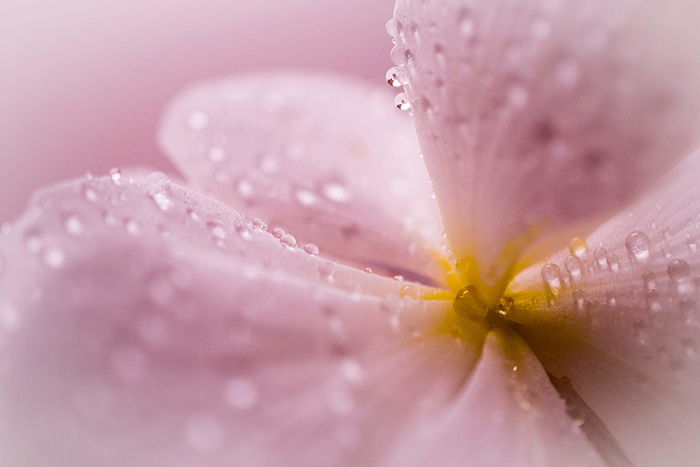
386,66,407,88
394,92,411,111
109,168,123,185
42,246,65,269
280,233,297,249
303,243,320,256
63,214,84,236
626,231,651,262
453,285,488,320
564,255,583,283
568,237,587,257
187,110,209,131
541,263,563,296
668,259,691,282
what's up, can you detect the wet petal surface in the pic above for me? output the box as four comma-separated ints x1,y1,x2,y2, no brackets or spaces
508,149,700,465
391,0,700,295
0,173,488,466
159,72,446,284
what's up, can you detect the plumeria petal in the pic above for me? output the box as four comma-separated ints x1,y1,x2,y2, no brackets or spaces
158,72,447,285
386,329,605,467
507,149,700,465
0,173,488,466
391,0,700,297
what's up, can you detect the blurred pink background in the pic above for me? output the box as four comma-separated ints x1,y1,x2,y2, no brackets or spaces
0,0,394,221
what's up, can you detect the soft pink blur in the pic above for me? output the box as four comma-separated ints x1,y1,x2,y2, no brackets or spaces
0,0,394,221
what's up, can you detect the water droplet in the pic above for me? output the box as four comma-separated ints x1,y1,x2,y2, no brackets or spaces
271,227,285,238
542,263,563,296
258,154,279,173
564,255,583,283
295,189,317,207
626,231,651,262
363,267,373,274
495,296,513,317
109,168,123,185
323,182,351,203
607,253,621,272
0,303,18,331
151,191,173,212
0,223,11,236
252,218,268,230
125,219,141,236
82,185,99,203
185,415,224,452
224,378,258,410
280,233,297,248
687,235,698,253
234,220,252,241
187,110,209,131
318,261,335,282
207,220,227,243
341,358,366,384
63,214,84,236
207,146,225,163
42,246,65,269
568,237,587,257
385,18,399,37
453,285,488,320
303,243,319,255
593,247,608,270
394,92,411,111
386,66,407,88
643,271,658,293
668,259,691,282
236,179,254,199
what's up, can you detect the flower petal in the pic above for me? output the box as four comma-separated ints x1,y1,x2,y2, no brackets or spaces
386,329,605,466
507,149,700,465
0,174,485,466
391,0,700,295
158,72,447,284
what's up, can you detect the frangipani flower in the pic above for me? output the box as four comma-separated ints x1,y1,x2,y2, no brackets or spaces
2,1,700,466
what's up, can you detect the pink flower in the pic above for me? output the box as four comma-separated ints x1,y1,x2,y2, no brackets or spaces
2,1,700,465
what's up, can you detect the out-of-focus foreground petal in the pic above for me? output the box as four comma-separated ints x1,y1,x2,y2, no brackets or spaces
391,0,700,297
158,72,446,285
507,149,700,466
0,173,485,466
386,329,605,467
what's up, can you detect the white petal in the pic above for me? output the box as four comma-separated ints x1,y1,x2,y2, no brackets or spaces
158,72,447,284
386,329,605,467
391,0,700,296
0,173,486,466
508,149,700,465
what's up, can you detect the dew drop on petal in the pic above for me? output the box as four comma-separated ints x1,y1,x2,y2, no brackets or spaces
568,237,587,257
318,261,335,282
323,182,351,203
541,263,563,296
63,214,84,236
626,231,651,262
564,255,583,283
187,110,209,131
394,92,411,111
303,243,320,255
151,191,173,212
386,66,407,88
295,189,317,207
279,233,297,249
668,258,691,282
109,168,123,185
207,146,225,163
42,246,65,269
